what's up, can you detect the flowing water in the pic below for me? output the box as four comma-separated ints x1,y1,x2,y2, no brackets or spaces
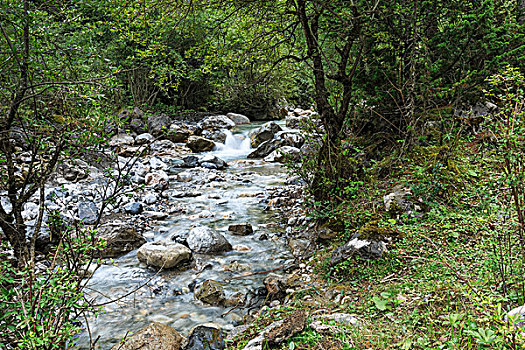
78,122,292,348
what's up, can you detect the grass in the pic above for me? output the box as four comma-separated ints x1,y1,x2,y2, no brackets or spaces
229,136,525,349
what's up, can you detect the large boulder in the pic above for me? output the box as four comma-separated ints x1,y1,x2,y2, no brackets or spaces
264,146,300,163
110,323,184,350
198,115,236,131
147,114,172,137
199,155,227,170
194,280,225,305
201,129,227,143
186,136,215,153
109,134,135,147
77,201,98,225
137,241,192,269
247,139,282,159
226,113,250,125
166,124,191,143
186,323,226,350
97,222,146,258
250,122,282,148
187,226,232,254
276,130,305,148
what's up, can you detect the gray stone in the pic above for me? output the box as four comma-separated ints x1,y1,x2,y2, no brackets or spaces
150,139,176,153
186,323,226,350
200,155,227,170
247,139,282,159
144,193,158,204
135,133,154,145
186,136,215,153
228,223,253,236
166,124,191,143
109,133,135,147
78,201,98,225
149,157,167,170
250,122,283,148
187,226,232,254
194,280,225,305
97,222,146,258
110,322,184,350
124,202,143,215
198,115,236,131
145,171,169,190
137,241,192,269
143,211,168,220
226,113,250,125
275,130,305,148
330,238,387,266
314,313,359,327
201,129,227,143
147,114,171,137
383,185,422,214
264,146,300,163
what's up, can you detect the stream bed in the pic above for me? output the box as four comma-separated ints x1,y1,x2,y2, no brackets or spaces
77,122,293,349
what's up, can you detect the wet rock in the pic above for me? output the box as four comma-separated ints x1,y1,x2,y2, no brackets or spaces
78,201,98,225
247,139,282,159
194,280,225,305
137,241,192,269
109,134,135,147
136,133,154,145
124,202,143,215
250,122,282,148
330,238,387,266
110,322,184,350
144,193,158,204
264,146,300,163
149,157,167,170
199,155,227,170
201,130,227,143
145,171,169,190
187,226,232,254
228,223,253,236
147,114,172,137
185,323,226,350
186,136,215,153
276,130,305,148
97,222,146,258
226,112,250,125
143,211,169,220
166,124,191,143
182,155,200,168
198,115,236,131
151,139,177,153
176,171,193,182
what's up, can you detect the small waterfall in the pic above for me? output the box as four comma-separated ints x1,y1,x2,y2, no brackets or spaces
212,130,252,160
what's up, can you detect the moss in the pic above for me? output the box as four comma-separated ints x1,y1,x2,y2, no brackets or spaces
357,220,402,241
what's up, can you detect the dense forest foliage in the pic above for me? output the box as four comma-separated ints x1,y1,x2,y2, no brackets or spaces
1,0,525,348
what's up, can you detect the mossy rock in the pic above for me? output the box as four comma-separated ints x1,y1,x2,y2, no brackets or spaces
357,220,402,242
